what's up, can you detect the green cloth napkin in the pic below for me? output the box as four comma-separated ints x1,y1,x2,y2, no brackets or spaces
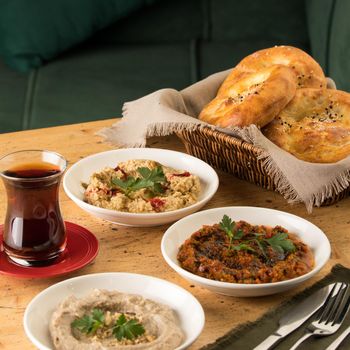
201,264,350,350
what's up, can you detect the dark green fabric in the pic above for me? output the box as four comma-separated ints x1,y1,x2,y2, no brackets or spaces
210,0,309,43
0,60,28,132
306,0,350,92
0,0,323,132
25,43,192,129
0,0,155,73
305,0,336,73
201,264,350,350
91,0,204,44
327,0,350,93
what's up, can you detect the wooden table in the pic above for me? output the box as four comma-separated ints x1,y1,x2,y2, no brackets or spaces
0,119,349,350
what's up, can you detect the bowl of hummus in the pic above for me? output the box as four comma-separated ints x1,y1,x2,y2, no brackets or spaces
23,273,205,350
63,149,218,227
161,206,331,297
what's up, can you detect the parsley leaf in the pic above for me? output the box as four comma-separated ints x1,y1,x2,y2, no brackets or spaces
253,238,268,259
111,166,167,196
265,232,295,254
71,308,105,335
232,243,255,252
112,314,145,341
219,215,296,256
220,214,235,244
112,176,139,192
235,228,244,240
219,215,245,249
138,167,165,183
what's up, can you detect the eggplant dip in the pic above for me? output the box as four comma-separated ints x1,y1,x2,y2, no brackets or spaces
178,215,314,284
83,160,201,213
50,289,184,350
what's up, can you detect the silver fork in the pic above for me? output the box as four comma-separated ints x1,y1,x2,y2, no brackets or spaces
289,282,350,350
325,325,350,350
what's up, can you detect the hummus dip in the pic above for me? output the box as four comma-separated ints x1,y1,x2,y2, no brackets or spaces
50,289,184,350
83,159,201,213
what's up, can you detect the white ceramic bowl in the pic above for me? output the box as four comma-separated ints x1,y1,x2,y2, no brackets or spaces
161,206,331,297
63,148,218,226
23,272,205,350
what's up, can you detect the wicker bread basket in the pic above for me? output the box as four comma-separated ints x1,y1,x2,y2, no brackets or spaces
177,127,350,206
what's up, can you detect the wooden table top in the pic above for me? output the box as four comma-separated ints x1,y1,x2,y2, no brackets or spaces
0,119,349,350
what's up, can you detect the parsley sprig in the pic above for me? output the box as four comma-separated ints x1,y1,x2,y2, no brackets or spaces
219,215,244,249
265,232,296,254
219,215,295,256
71,309,145,341
71,308,104,335
112,166,167,197
112,314,145,341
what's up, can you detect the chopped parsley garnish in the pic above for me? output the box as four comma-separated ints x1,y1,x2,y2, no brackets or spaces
112,314,145,341
71,310,145,341
71,308,104,335
219,214,243,249
219,215,295,256
112,166,167,197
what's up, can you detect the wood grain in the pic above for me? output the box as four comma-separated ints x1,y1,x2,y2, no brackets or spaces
0,119,349,350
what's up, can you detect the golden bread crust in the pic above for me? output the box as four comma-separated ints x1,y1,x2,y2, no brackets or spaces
199,65,297,128
218,46,326,96
263,88,350,163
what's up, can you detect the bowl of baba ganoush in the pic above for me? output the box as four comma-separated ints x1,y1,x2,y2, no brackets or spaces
23,273,205,350
63,148,218,226
161,206,331,297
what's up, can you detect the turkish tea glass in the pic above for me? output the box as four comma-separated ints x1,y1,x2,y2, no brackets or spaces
0,150,67,266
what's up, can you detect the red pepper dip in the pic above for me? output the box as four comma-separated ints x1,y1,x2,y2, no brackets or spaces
177,220,314,284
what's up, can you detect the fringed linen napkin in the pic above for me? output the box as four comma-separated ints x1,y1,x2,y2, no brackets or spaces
98,70,350,212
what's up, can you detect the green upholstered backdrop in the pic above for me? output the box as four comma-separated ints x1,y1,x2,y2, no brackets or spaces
306,0,350,93
0,0,156,72
0,0,347,133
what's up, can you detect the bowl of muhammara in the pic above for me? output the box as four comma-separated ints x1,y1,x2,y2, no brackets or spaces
161,206,330,297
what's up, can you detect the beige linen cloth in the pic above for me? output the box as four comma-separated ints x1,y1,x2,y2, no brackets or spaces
98,70,350,212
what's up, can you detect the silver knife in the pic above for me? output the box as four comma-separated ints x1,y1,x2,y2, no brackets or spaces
253,283,335,350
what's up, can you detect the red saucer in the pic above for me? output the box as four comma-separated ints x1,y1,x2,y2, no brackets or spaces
0,222,99,278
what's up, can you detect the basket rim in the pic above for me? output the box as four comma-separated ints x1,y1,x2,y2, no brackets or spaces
178,126,263,155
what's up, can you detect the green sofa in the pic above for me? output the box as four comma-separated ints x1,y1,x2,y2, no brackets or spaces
0,0,346,133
